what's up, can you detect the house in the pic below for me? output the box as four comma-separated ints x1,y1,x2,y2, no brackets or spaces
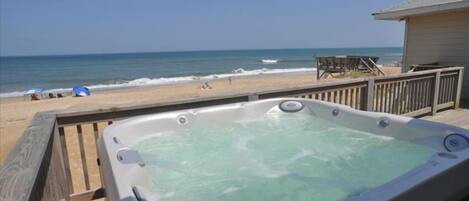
373,0,469,100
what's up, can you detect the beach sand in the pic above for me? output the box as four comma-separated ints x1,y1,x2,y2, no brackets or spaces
0,67,401,165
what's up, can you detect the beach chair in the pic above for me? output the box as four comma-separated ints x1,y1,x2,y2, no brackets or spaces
322,56,347,79
359,56,384,75
348,57,361,71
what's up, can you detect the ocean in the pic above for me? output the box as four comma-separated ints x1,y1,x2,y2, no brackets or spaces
0,47,402,98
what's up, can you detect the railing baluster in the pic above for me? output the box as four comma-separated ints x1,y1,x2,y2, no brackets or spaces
355,87,360,109
333,91,336,103
93,123,99,142
377,84,382,112
402,81,407,114
410,80,416,112
402,81,409,114
339,90,343,104
93,122,104,187
397,81,402,114
416,80,423,110
427,78,432,107
376,84,380,112
356,87,360,109
383,83,388,113
355,87,361,109
455,68,464,108
422,79,428,108
76,124,91,190
386,83,391,113
416,80,421,110
441,76,446,104
373,85,377,111
389,82,396,114
446,75,454,102
59,127,74,193
380,83,386,112
432,72,441,115
444,76,448,103
449,75,454,101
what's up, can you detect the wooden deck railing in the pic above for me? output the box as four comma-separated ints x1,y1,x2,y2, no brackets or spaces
0,67,464,201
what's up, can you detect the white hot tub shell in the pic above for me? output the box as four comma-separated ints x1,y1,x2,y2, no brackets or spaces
97,98,469,201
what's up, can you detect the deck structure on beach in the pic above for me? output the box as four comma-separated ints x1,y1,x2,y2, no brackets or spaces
0,67,466,201
316,56,386,80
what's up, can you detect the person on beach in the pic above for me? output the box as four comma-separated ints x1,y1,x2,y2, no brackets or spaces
228,76,232,85
201,81,212,90
31,94,40,101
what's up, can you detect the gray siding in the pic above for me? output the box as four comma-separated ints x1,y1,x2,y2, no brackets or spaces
404,9,469,100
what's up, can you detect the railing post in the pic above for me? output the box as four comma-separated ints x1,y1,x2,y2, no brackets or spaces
432,71,441,115
367,79,375,111
361,79,374,111
454,68,464,109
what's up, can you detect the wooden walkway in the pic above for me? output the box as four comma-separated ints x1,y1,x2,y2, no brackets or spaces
422,108,469,129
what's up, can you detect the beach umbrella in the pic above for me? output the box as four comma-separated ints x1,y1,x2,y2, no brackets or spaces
25,88,43,95
72,86,91,97
24,88,44,100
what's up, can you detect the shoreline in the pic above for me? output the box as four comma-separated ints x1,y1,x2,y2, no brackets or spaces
0,67,317,100
0,68,318,101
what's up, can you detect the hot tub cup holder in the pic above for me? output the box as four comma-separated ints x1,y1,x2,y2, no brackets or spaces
116,149,146,167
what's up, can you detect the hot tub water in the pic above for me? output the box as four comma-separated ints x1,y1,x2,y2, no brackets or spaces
131,110,436,201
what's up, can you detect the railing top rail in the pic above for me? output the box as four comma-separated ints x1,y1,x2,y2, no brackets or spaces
373,66,463,82
55,93,252,119
0,112,56,201
54,79,371,125
55,95,250,125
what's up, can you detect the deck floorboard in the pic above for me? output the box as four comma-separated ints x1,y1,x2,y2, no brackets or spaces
421,108,469,129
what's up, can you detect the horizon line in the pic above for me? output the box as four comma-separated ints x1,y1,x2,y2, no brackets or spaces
0,46,403,58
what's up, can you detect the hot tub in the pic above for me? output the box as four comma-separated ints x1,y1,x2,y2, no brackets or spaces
97,98,469,201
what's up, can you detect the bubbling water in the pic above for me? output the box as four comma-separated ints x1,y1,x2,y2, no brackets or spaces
131,112,436,201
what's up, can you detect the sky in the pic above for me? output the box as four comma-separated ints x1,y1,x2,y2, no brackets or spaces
0,0,404,56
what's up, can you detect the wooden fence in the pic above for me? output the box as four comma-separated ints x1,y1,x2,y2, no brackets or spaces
0,67,463,201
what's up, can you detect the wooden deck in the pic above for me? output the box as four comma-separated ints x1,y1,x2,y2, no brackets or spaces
422,108,469,129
